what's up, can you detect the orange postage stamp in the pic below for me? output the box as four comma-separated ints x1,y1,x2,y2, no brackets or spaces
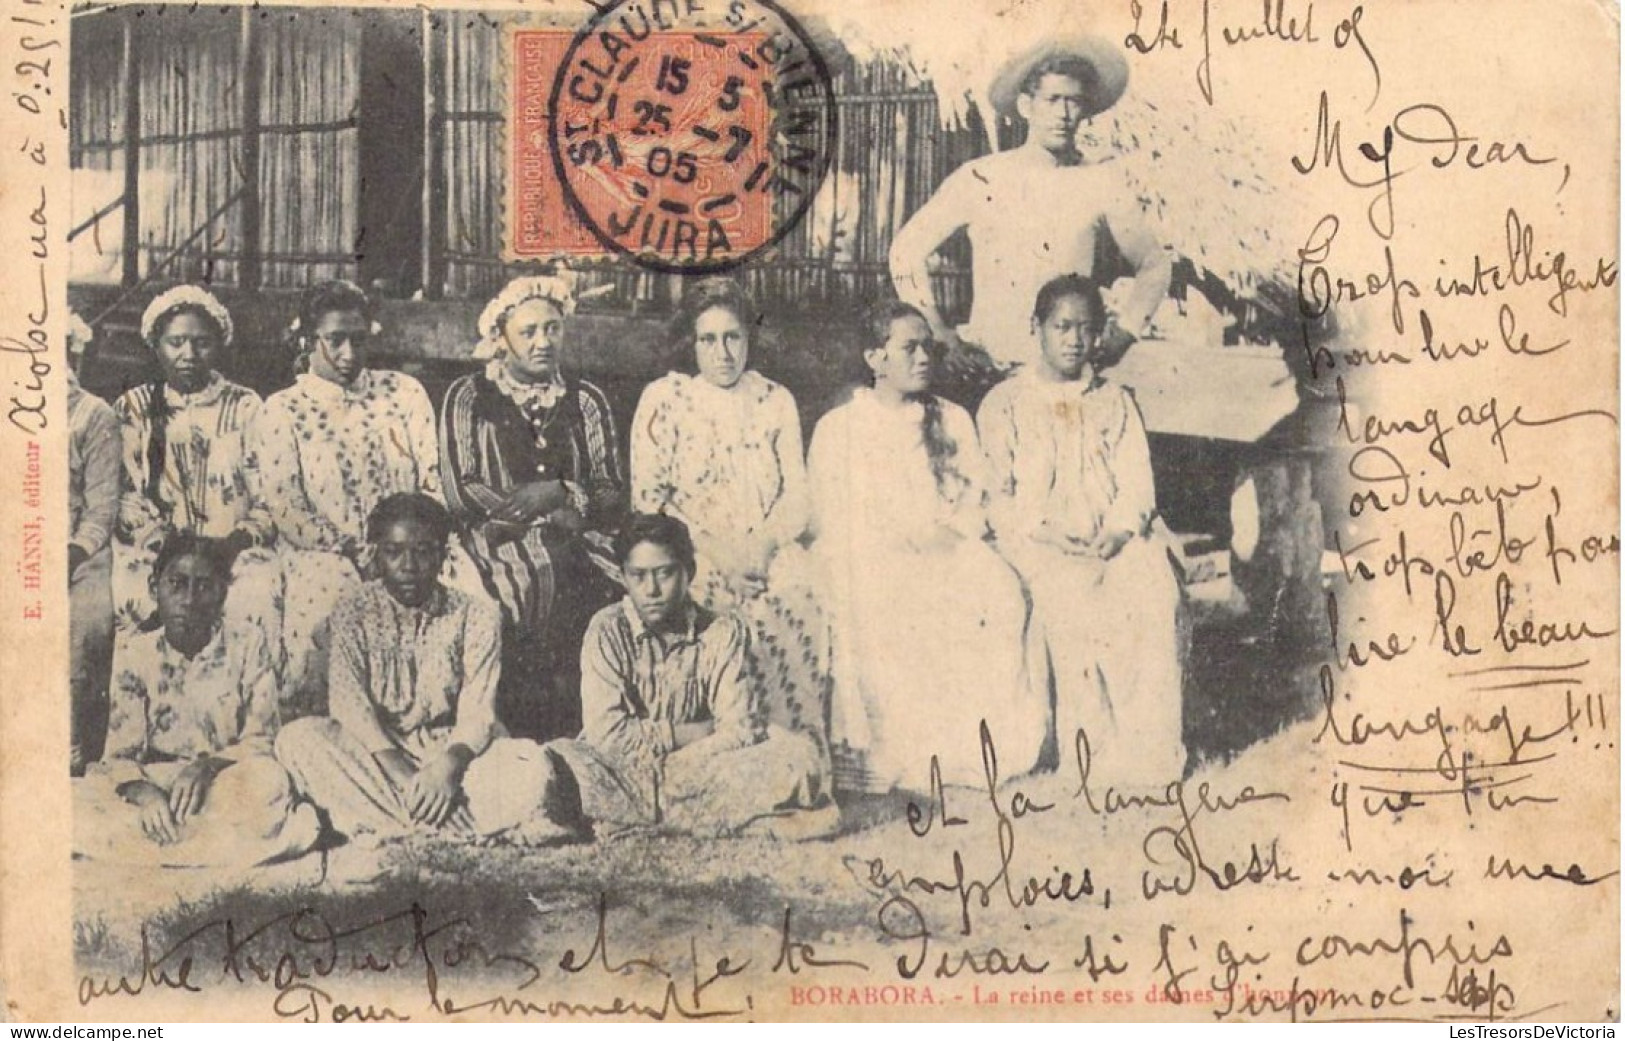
506,0,836,272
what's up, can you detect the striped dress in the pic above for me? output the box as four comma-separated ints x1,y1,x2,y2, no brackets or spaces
439,364,627,740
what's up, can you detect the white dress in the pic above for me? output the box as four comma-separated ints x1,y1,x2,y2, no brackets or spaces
979,373,1186,788
808,388,1046,793
631,371,828,739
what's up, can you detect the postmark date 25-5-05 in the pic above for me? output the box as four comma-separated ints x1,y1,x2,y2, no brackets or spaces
508,0,837,273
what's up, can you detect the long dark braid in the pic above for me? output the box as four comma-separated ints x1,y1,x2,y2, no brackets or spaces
143,378,173,522
919,394,968,500
554,376,595,513
863,299,968,500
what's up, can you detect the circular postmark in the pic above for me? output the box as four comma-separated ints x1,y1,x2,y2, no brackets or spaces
546,0,838,274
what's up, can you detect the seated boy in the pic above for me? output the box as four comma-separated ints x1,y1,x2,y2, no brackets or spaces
549,513,837,839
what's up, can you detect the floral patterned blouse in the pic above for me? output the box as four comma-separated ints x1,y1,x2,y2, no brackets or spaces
630,371,809,548
328,581,502,763
250,370,442,553
102,623,280,784
113,374,271,549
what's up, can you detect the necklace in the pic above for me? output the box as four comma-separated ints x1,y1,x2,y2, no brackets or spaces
488,360,568,477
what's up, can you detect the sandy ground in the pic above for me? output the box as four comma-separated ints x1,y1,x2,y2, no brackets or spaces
71,635,1618,1023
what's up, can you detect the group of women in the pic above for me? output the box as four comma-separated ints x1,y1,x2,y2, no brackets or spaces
67,269,1186,865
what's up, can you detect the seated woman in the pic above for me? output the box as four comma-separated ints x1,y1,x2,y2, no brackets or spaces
630,278,827,740
250,280,480,718
275,494,583,846
74,534,319,868
809,302,1047,794
979,274,1187,788
110,285,279,641
547,513,835,839
440,275,626,741
68,312,120,774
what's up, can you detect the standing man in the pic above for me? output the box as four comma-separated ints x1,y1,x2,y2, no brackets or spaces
889,37,1171,385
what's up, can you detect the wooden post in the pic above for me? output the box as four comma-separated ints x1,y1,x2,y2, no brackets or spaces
238,9,263,289
1230,451,1327,651
120,11,140,286
420,10,446,299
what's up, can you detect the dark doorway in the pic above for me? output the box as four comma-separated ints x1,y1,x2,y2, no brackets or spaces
357,11,425,296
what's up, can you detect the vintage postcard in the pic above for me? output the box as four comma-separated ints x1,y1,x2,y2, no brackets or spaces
0,0,1618,1023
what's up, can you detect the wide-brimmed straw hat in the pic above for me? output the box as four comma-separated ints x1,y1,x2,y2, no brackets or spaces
987,35,1129,121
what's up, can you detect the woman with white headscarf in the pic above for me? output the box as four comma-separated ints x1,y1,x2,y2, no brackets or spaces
439,275,627,741
110,286,280,643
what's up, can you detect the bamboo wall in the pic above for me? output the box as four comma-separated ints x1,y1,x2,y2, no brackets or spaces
133,8,243,285
71,5,977,317
258,12,362,288
750,57,980,320
439,16,503,299
69,12,124,176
